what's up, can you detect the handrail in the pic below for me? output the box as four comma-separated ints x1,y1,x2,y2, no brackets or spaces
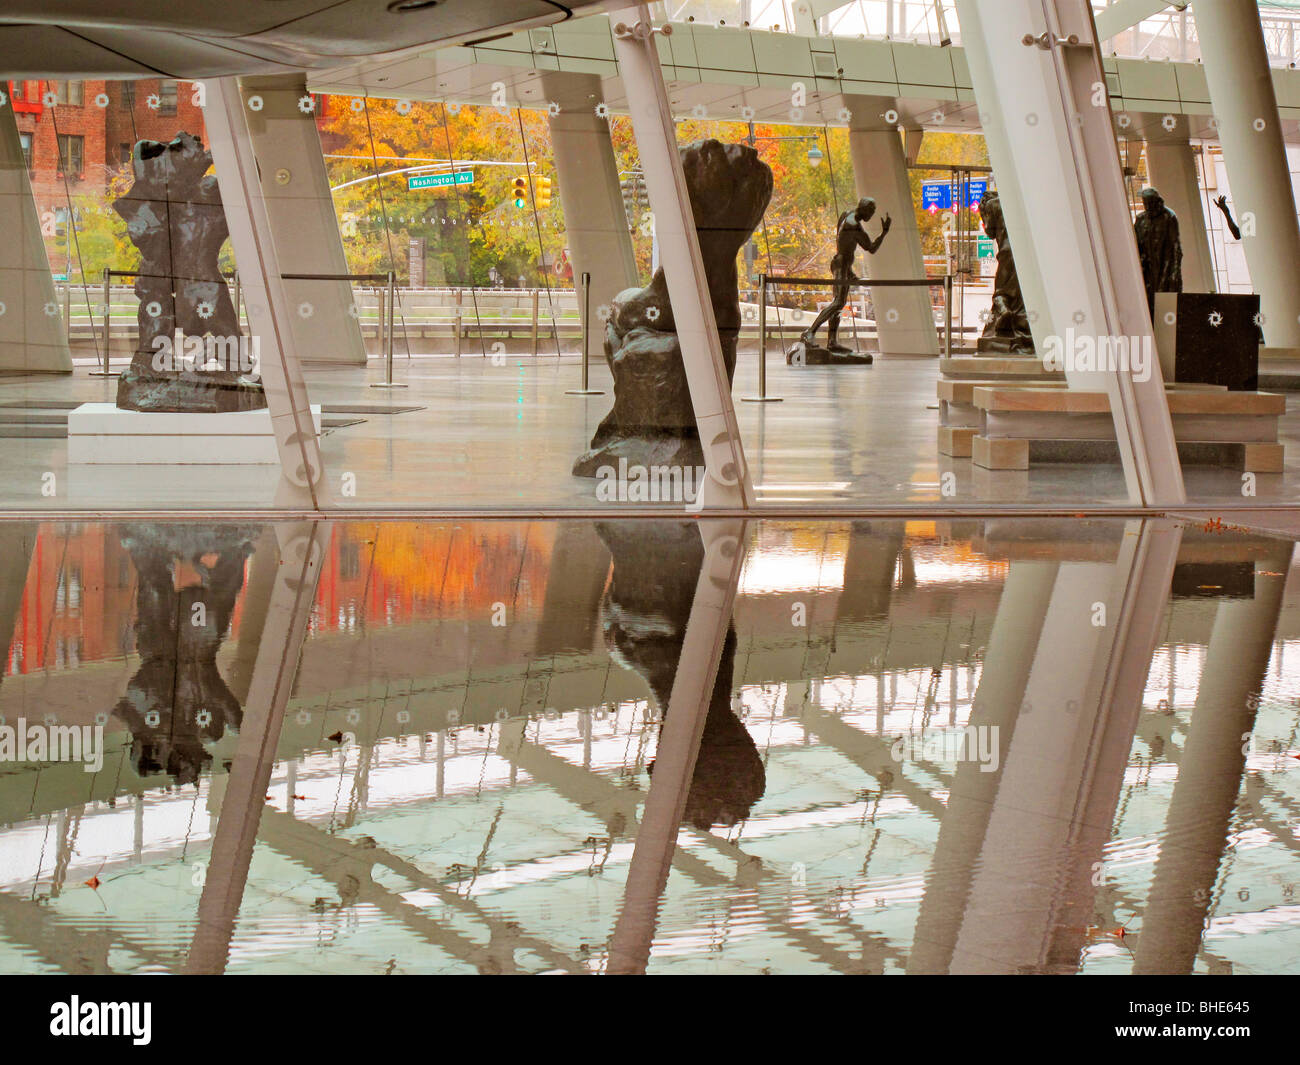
749,272,955,401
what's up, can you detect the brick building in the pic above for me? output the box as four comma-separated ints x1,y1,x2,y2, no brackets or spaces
8,78,209,209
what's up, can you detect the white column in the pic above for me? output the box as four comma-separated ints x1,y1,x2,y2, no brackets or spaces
0,97,72,374
204,78,325,508
610,10,753,509
1145,132,1215,293
955,0,1185,506
1193,0,1300,353
845,98,940,356
238,75,366,366
542,73,639,336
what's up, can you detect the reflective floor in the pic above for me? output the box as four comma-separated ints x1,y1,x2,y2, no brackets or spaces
7,355,1300,507
1,516,1298,974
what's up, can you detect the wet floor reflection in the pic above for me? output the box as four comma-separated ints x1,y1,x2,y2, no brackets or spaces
0,517,1298,974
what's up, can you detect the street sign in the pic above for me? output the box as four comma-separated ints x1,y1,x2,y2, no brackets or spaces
408,170,474,190
921,178,989,212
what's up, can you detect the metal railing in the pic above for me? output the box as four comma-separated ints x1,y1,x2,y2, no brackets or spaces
750,271,954,402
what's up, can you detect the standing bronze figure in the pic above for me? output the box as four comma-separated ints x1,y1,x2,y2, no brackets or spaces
791,197,890,364
1134,187,1183,318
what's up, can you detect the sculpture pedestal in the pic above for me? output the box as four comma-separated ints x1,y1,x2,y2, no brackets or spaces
1154,292,1260,391
786,341,872,366
67,403,321,464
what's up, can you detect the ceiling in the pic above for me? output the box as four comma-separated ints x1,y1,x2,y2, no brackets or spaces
0,0,611,79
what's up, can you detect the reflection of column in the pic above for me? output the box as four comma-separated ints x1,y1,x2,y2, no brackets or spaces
533,521,612,656
835,521,904,622
950,520,1181,973
608,519,748,974
185,522,329,974
0,98,73,373
1133,544,1292,975
238,75,366,366
542,73,639,338
845,98,940,356
0,524,35,685
1194,2,1300,352
1144,134,1214,294
908,560,1058,974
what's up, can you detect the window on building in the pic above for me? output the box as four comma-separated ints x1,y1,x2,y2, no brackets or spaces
120,82,135,110
54,80,84,106
9,81,22,102
158,79,178,115
56,134,84,177
18,132,32,175
118,142,133,165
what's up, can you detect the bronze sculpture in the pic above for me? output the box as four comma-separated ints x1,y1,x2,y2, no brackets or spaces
113,133,265,413
792,197,891,364
976,191,1034,355
573,139,772,479
1134,187,1183,318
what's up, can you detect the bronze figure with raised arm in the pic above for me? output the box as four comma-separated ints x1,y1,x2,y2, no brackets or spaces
797,197,891,359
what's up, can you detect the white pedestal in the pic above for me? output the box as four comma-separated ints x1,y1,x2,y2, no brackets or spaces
67,403,322,464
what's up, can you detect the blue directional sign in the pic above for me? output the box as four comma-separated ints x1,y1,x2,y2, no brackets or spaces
408,170,474,190
921,178,989,211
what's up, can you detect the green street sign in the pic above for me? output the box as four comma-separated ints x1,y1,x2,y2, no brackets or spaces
408,170,474,190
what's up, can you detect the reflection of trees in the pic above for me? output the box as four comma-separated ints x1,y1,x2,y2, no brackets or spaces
113,525,261,784
597,522,765,831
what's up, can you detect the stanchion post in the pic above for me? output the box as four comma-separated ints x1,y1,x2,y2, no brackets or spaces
454,288,463,357
944,272,953,360
91,267,116,376
370,269,407,389
565,269,604,395
742,272,781,402
530,288,540,356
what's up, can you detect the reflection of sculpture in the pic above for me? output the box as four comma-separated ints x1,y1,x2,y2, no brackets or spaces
795,197,891,361
113,133,265,413
1134,187,1182,317
113,524,260,784
573,140,772,477
976,191,1033,355
596,522,764,830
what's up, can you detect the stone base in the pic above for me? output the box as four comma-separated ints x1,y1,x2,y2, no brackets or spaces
67,403,321,464
116,365,268,413
786,341,872,366
572,432,703,479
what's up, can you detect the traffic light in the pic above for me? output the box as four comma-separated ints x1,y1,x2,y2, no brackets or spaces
534,176,552,210
512,176,528,209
